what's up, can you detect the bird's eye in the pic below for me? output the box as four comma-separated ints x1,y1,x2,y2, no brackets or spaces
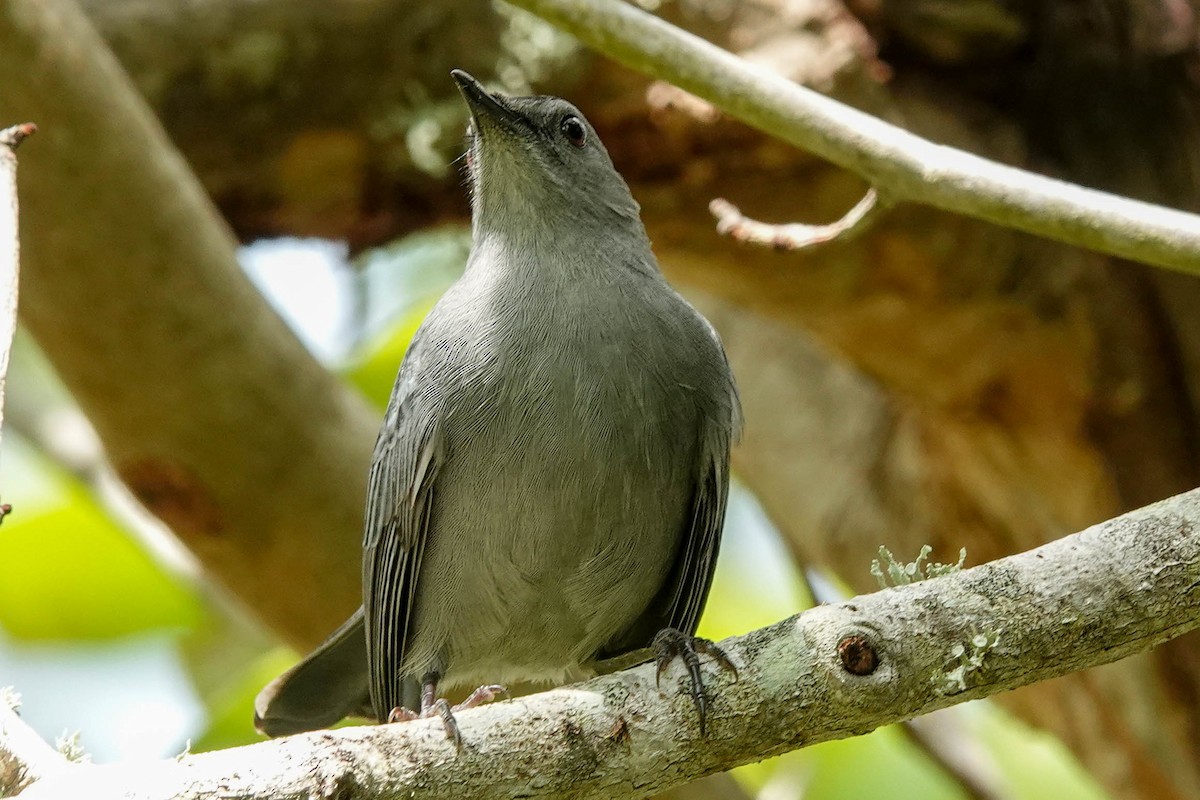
560,115,587,148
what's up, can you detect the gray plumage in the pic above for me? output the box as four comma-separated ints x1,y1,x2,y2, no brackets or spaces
255,71,739,737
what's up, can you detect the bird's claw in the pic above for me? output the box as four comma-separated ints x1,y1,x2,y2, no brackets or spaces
653,628,736,736
387,682,508,749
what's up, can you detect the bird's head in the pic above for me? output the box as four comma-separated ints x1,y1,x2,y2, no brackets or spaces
452,69,642,237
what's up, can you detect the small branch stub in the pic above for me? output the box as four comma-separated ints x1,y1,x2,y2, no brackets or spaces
838,634,879,676
0,123,37,150
710,189,886,251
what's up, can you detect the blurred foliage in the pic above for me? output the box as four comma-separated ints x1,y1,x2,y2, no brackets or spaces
728,700,1108,800
0,437,201,640
756,725,967,800
0,228,1110,797
976,704,1108,800
345,226,470,407
344,298,438,409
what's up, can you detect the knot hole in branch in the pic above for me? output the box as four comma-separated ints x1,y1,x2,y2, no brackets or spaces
838,634,879,676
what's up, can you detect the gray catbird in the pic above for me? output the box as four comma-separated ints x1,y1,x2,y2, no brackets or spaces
254,70,740,742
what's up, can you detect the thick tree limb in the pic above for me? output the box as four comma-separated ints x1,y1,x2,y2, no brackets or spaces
14,488,1200,800
503,0,1200,275
0,0,380,645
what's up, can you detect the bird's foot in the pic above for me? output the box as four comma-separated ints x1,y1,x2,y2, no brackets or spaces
653,628,737,736
456,683,509,710
387,676,507,748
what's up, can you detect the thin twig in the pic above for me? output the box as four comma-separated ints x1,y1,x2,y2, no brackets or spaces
502,0,1200,275
0,122,35,505
710,189,886,250
0,123,36,150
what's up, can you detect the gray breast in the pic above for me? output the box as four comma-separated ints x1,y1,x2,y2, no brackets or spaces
398,272,709,690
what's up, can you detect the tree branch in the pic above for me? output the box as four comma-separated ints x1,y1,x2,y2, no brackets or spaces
502,0,1200,275
0,0,380,646
0,123,33,462
14,487,1200,800
709,189,886,250
802,567,1014,800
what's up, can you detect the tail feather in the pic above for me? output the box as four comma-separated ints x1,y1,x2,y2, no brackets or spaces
254,607,372,737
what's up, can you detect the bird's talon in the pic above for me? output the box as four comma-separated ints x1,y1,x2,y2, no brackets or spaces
389,677,506,749
433,698,462,749
387,706,419,723
652,628,734,736
694,636,739,681
457,683,508,710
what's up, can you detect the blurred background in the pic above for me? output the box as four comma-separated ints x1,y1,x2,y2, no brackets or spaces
3,1,1200,798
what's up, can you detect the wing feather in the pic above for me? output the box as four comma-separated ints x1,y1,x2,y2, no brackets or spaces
362,388,442,721
600,316,740,657
599,419,734,657
666,438,731,636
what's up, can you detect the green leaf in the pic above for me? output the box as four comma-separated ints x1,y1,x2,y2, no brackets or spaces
342,298,438,409
0,437,202,640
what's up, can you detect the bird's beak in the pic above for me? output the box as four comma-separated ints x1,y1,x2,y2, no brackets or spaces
451,69,527,134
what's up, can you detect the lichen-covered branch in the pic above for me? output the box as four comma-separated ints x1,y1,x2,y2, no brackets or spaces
503,0,1200,275
15,488,1200,800
0,689,67,797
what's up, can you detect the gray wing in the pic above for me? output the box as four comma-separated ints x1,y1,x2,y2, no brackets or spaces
665,440,732,635
362,367,443,722
599,420,735,657
606,313,741,653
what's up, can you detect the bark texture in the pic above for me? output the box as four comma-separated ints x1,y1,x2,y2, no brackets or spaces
12,488,1200,800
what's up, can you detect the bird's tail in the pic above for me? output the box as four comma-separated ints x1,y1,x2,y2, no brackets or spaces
254,607,373,737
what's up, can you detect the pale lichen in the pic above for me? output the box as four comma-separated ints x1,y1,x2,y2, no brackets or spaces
54,731,89,764
871,544,967,588
934,630,1000,695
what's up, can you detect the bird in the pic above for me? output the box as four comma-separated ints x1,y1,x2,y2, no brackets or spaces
254,69,741,744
